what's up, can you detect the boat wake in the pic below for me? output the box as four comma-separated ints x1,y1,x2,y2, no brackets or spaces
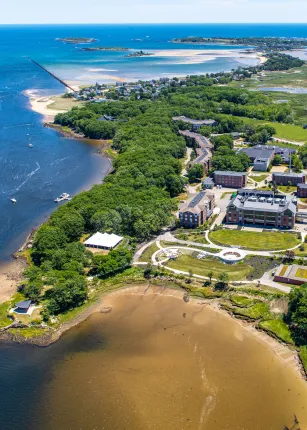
16,162,40,191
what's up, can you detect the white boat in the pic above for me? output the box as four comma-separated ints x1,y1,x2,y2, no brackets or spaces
29,143,33,148
54,193,71,203
10,198,17,204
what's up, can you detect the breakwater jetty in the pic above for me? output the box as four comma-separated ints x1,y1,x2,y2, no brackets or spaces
28,58,75,92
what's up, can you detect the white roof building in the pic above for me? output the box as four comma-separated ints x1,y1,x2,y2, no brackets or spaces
84,232,123,250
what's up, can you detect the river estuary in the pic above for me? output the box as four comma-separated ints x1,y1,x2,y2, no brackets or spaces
0,287,306,430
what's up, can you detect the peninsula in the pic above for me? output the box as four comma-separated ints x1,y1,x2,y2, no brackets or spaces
172,36,307,52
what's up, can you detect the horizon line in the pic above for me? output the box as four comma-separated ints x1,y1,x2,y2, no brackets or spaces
1,22,307,25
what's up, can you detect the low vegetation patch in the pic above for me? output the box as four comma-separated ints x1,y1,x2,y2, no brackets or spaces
210,229,299,251
229,295,257,307
259,319,294,344
300,346,307,375
279,265,288,277
222,301,272,321
295,268,307,279
245,255,280,280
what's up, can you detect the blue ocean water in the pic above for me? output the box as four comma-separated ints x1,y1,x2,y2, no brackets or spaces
1,24,307,262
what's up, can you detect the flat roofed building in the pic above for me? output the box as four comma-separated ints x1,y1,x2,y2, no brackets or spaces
238,146,275,171
272,172,306,186
173,116,217,131
179,191,215,228
84,232,123,250
214,171,247,188
297,183,307,198
274,264,307,285
226,189,297,228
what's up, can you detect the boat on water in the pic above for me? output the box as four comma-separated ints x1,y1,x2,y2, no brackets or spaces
10,198,17,204
29,143,33,148
54,193,71,203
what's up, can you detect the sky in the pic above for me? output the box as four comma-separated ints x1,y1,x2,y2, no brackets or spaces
1,0,307,24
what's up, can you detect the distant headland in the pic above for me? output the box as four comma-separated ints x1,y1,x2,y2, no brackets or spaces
172,36,307,52
56,37,98,44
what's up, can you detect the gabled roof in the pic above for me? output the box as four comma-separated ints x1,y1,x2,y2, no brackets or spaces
16,300,32,309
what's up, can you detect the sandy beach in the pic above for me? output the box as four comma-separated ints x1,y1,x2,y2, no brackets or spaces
24,89,67,122
0,258,27,304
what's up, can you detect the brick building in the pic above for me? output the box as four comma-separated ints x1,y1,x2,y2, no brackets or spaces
214,171,247,188
272,172,306,186
226,189,297,228
297,183,307,198
179,191,215,228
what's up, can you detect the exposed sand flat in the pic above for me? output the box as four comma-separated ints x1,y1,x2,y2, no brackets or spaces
0,258,27,303
151,48,264,65
24,89,67,122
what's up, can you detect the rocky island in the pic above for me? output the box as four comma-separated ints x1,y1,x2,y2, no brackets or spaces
79,46,130,51
125,50,154,58
56,37,98,44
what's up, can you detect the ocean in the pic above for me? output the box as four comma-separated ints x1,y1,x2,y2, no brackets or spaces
1,23,307,261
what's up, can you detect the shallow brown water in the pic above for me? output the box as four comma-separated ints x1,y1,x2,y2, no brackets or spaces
36,287,307,430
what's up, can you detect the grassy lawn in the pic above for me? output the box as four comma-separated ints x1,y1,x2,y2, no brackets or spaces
166,254,252,281
249,174,269,183
174,230,209,244
240,117,307,142
138,243,159,263
259,319,294,344
277,185,297,194
0,302,13,328
48,95,85,111
210,229,300,251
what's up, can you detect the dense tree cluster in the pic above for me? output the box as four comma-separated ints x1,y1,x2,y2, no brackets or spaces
263,53,305,71
287,285,307,343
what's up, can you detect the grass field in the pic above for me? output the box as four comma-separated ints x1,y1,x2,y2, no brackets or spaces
48,95,85,111
166,254,252,281
210,229,300,251
229,295,256,307
249,174,269,183
241,117,307,142
138,243,159,263
277,185,297,194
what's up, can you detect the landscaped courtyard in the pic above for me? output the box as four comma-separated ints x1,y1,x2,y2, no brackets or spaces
166,253,253,281
209,229,300,251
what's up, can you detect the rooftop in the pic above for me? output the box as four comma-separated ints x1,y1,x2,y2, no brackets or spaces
84,232,123,249
239,146,275,160
173,116,216,126
180,191,214,214
229,191,296,214
272,172,305,178
214,171,247,177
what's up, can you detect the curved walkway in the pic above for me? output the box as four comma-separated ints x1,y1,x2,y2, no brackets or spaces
151,244,291,293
